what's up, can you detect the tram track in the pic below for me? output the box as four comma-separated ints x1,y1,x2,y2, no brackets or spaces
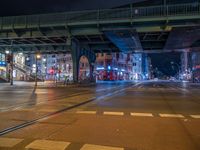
0,84,130,112
0,90,91,112
0,83,135,136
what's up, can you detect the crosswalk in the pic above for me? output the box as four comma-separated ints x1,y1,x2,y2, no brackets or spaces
0,138,124,150
0,137,23,148
76,110,200,119
0,112,199,149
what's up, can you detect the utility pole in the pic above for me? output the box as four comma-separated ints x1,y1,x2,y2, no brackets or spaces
35,56,38,87
35,54,41,87
10,52,13,86
10,40,14,86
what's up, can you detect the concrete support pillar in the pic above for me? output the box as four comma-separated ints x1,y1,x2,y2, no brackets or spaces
180,50,191,80
5,51,14,85
6,60,10,82
90,63,94,82
184,51,188,72
142,53,147,79
181,50,189,73
71,41,79,83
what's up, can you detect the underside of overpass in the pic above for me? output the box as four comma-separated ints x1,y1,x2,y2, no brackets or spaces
0,1,199,54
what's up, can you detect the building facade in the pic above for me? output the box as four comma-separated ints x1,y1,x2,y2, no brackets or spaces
0,53,6,79
3,52,149,82
191,51,200,82
95,52,145,81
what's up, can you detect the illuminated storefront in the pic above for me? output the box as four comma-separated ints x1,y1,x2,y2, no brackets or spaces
191,52,200,82
95,53,134,81
0,53,6,78
43,54,74,81
79,56,90,80
13,53,26,80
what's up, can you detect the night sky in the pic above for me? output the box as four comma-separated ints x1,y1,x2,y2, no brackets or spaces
0,0,146,16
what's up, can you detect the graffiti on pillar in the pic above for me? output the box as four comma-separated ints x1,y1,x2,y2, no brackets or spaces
78,49,96,82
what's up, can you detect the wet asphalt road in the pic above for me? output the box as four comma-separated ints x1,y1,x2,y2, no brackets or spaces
0,81,200,150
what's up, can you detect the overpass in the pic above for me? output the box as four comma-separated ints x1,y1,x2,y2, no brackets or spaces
0,2,199,81
0,2,199,52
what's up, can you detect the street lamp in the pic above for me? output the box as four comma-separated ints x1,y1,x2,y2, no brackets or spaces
36,54,41,60
5,50,10,54
35,54,41,86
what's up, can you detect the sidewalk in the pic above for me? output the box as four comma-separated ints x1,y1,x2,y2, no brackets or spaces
0,81,96,89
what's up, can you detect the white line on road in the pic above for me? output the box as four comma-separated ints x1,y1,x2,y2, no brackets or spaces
103,111,124,116
76,111,97,114
81,144,124,150
159,114,185,118
190,115,200,119
131,112,153,117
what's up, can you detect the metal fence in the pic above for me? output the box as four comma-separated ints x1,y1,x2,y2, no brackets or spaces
0,2,199,29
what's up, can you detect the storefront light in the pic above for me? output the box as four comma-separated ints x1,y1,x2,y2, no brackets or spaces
135,73,139,80
113,68,118,71
96,67,104,70
0,61,5,65
108,66,111,70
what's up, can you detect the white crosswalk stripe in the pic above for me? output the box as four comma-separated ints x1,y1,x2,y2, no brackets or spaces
103,111,124,116
131,112,153,117
80,144,124,150
0,137,23,148
159,114,185,118
25,140,70,150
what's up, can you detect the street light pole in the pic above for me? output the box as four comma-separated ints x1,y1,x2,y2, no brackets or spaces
35,54,41,87
10,52,13,86
35,56,38,86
